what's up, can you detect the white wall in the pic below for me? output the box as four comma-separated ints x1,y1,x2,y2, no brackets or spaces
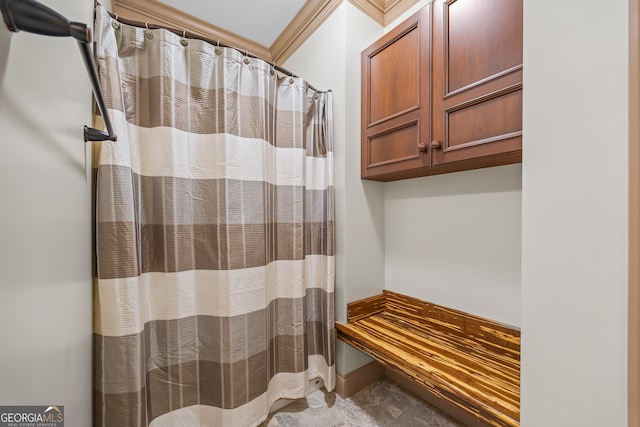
284,2,385,376
382,0,523,327
521,0,629,426
290,9,632,427
385,165,522,326
287,0,524,377
0,0,93,425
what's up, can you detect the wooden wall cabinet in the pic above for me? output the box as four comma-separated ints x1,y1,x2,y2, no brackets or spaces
362,0,523,182
361,5,431,179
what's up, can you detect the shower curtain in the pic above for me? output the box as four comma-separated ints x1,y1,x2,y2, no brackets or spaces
93,7,334,427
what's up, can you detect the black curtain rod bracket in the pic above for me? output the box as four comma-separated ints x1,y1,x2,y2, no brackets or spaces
0,0,116,142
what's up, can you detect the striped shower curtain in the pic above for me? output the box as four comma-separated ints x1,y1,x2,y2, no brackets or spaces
93,7,335,427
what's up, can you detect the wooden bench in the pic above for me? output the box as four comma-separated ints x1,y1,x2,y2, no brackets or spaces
335,290,520,427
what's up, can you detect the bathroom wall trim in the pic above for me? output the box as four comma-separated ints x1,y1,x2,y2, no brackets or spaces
335,361,385,398
385,367,485,427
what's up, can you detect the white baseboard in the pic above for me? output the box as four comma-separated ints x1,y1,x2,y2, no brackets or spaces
335,361,385,398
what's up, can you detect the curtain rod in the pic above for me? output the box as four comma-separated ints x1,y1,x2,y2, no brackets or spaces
102,10,326,94
0,0,117,141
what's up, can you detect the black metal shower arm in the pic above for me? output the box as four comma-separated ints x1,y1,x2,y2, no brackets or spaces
0,0,116,142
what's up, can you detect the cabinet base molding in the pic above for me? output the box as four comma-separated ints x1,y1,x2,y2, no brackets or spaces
364,150,521,182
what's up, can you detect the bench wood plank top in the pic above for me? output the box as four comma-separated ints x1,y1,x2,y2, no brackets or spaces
336,290,520,427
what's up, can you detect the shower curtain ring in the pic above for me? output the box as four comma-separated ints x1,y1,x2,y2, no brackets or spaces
180,30,188,46
144,22,153,39
111,14,120,30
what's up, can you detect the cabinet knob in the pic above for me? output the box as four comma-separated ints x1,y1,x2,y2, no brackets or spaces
417,142,427,153
431,140,442,150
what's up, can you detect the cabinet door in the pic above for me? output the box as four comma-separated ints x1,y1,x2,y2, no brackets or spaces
361,5,431,180
431,0,522,167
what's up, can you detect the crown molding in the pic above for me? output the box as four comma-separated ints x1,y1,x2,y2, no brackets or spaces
382,0,420,26
110,0,420,66
271,0,343,64
346,0,420,26
347,0,385,25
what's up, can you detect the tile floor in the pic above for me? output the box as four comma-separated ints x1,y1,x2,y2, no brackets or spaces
261,378,465,427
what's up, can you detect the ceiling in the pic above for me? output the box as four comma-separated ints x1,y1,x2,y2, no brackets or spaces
111,0,419,64
159,0,307,47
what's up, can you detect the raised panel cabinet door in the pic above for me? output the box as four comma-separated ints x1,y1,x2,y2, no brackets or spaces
361,4,431,180
431,0,523,167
